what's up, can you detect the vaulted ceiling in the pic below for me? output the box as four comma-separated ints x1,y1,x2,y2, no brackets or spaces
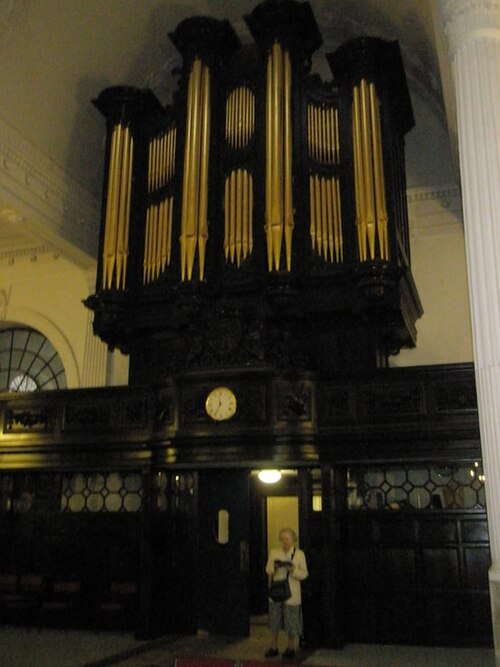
0,0,457,267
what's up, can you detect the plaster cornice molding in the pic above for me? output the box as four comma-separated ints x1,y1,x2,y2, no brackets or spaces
0,114,100,261
439,0,500,55
407,185,463,237
406,184,461,204
0,244,52,264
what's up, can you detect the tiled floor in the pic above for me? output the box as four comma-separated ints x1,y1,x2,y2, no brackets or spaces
0,623,495,667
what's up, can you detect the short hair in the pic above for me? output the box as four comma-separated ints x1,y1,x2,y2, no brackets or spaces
279,527,297,542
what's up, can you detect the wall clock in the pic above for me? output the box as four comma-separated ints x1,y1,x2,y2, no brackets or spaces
205,386,237,422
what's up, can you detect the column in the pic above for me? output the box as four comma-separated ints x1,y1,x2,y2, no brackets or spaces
438,0,500,659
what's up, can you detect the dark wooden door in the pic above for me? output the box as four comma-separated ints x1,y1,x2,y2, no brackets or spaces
198,469,250,636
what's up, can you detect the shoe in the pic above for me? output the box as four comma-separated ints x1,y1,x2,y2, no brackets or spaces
265,648,279,658
281,649,295,660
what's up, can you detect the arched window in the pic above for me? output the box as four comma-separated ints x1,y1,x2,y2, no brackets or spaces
0,327,67,392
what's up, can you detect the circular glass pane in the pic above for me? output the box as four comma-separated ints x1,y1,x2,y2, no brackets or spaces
105,493,122,512
87,493,104,512
68,494,85,512
124,494,141,512
106,473,122,493
124,474,142,492
70,474,86,494
409,487,430,509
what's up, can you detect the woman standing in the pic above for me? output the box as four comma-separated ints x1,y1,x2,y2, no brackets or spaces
265,527,308,659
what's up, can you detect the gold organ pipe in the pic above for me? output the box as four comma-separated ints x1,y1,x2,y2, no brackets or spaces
158,134,163,190
225,95,230,144
116,127,130,289
150,204,157,281
314,106,320,162
264,44,292,271
160,134,164,187
157,201,162,279
107,124,123,288
240,88,244,146
166,130,170,183
103,125,118,288
162,133,167,186
320,176,327,259
167,196,173,266
149,204,155,282
180,63,195,281
231,89,236,148
180,58,210,282
167,128,172,182
309,174,316,251
331,177,339,262
162,133,167,187
157,135,162,189
265,53,273,271
271,42,283,270
360,79,376,259
157,134,163,188
249,173,254,255
326,176,334,262
169,128,173,181
242,169,250,259
353,85,367,262
234,88,239,146
314,174,321,252
238,87,243,149
321,108,326,164
369,82,389,260
335,108,340,163
164,199,169,269
240,87,245,148
248,87,253,145
329,107,335,164
325,108,330,163
121,132,133,289
155,136,160,190
172,127,177,181
336,178,343,260
236,168,243,265
283,50,293,271
157,202,162,278
224,175,230,260
229,169,236,263
143,206,150,284
185,58,202,281
243,87,249,147
197,64,210,280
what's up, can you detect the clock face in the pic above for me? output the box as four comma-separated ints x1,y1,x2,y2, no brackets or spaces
205,386,237,422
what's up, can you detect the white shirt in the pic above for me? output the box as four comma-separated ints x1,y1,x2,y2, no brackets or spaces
265,546,308,606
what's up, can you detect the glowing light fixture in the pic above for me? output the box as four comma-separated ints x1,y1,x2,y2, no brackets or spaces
258,469,282,484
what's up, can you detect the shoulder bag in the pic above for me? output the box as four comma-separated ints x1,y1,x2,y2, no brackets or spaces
268,548,295,602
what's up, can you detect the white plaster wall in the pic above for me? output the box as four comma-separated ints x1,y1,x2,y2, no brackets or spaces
0,252,128,388
391,187,473,367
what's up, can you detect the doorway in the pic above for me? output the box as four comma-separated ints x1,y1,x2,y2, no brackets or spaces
196,467,322,641
249,470,301,616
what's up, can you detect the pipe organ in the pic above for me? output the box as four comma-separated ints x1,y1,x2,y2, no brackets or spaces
87,0,422,380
